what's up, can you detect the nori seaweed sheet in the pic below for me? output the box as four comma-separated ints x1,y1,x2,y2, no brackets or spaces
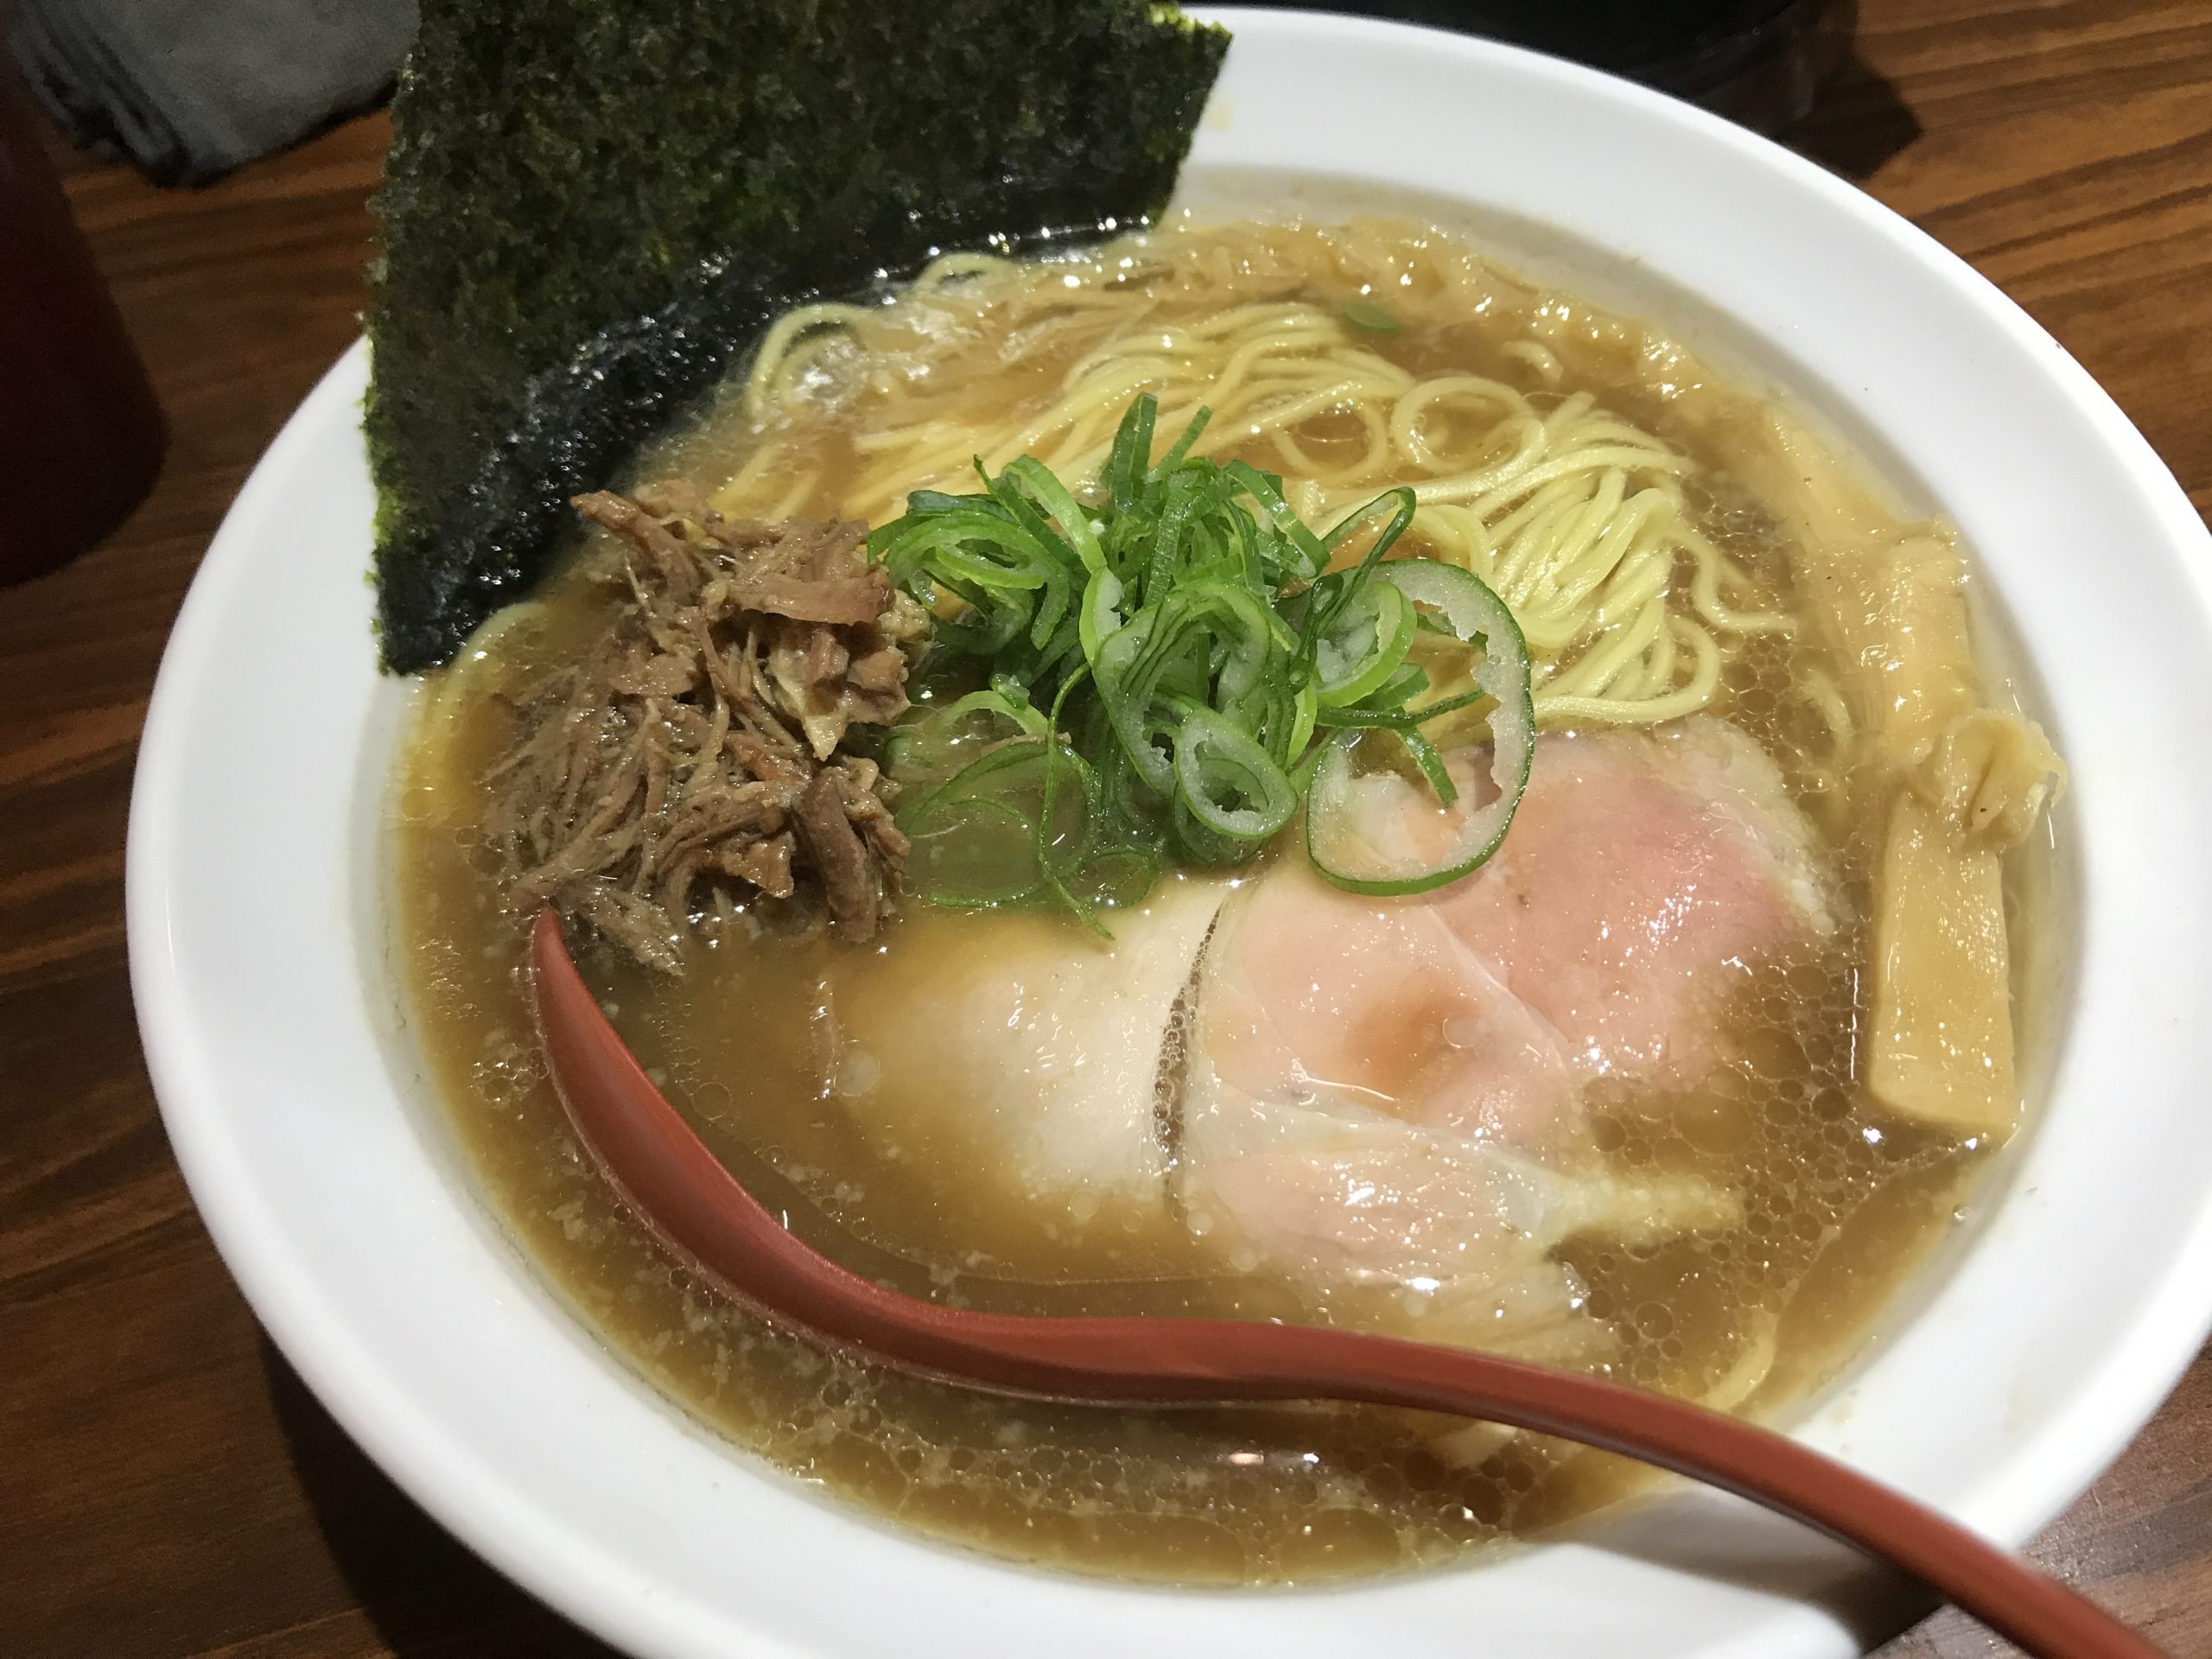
366,0,1229,672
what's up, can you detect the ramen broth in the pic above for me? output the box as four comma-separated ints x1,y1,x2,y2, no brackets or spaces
392,219,2053,1582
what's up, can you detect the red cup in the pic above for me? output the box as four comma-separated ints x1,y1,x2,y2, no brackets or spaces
0,75,166,584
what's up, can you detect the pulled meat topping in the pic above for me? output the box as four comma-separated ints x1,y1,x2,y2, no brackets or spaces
482,483,928,969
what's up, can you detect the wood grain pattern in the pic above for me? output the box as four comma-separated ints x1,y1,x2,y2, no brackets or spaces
2,3,2206,1653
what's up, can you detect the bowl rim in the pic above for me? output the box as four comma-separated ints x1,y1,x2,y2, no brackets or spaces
128,10,2212,1657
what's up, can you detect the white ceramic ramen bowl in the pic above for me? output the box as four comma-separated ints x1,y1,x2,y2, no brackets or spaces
128,10,2212,1656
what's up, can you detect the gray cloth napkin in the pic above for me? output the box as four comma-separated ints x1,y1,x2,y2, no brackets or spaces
7,0,416,183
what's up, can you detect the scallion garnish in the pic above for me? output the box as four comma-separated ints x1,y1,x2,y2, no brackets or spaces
869,393,1535,923
1341,296,1403,334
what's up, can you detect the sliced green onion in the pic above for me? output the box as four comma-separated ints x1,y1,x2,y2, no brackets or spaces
1358,661,1428,713
1068,844,1160,910
1150,405,1211,476
1173,702,1300,845
1306,558,1535,895
1313,578,1415,708
1103,395,1156,518
1396,724,1459,807
1079,567,1124,663
1299,488,1416,663
1000,454,1103,573
1093,610,1177,796
1342,296,1402,334
1222,460,1328,581
873,396,1538,917
1036,670,1096,922
899,736,1096,908
886,686,1047,787
1375,556,1519,645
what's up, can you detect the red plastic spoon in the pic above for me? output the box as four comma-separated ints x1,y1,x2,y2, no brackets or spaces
531,909,2160,1659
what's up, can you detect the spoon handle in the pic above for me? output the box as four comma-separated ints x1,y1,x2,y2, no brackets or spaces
1209,1322,2161,1659
531,910,2163,1659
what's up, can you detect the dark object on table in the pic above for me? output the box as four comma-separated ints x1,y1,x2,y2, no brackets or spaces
1300,0,1855,131
5,0,416,184
0,73,165,583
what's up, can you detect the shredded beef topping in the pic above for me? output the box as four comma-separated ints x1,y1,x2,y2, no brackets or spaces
482,483,928,969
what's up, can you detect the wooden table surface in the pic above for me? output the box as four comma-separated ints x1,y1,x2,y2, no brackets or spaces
3,3,2209,1654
